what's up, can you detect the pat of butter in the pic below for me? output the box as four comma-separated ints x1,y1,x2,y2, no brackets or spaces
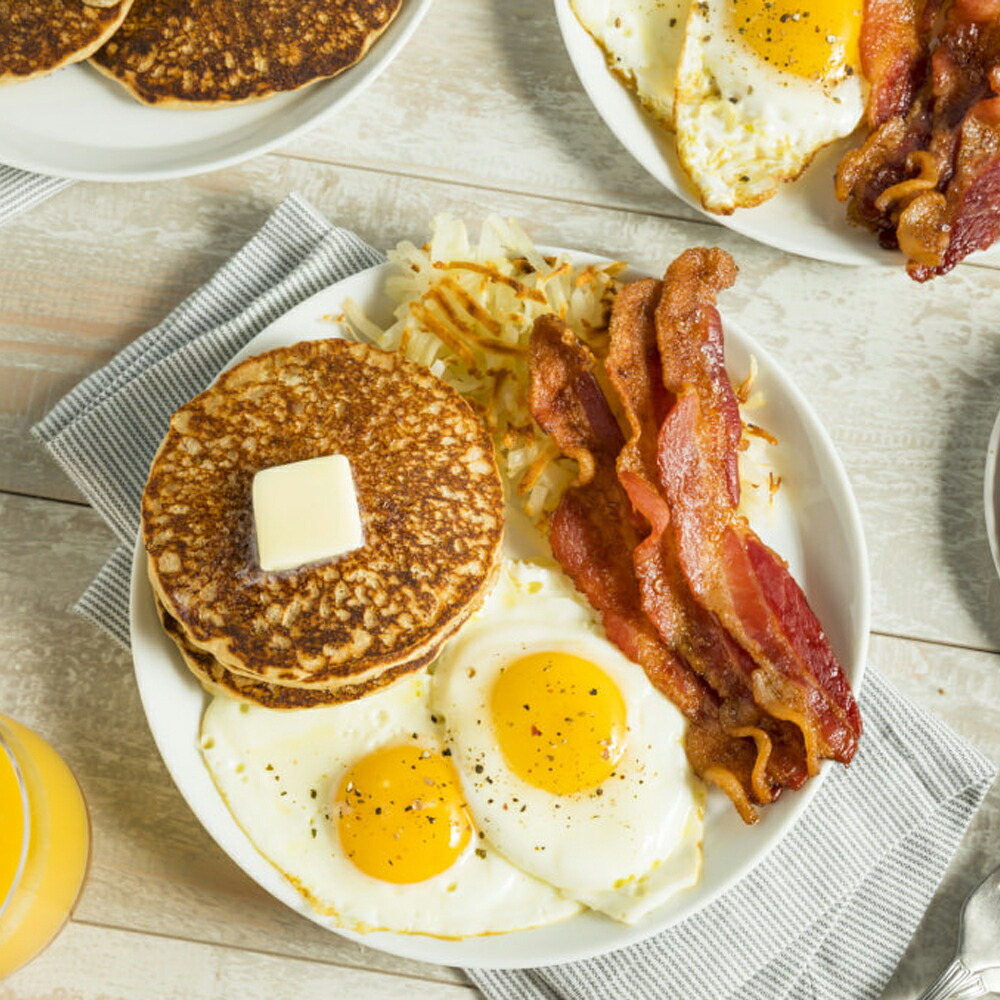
252,455,364,572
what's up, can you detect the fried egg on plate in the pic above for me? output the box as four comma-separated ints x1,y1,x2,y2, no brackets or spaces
674,0,866,213
569,0,690,128
433,557,705,925
201,672,581,938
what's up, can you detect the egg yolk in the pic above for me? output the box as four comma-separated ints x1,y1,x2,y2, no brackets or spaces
335,744,473,884
730,0,862,80
490,652,627,796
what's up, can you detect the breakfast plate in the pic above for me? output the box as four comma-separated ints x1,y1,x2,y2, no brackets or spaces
0,0,431,182
130,249,870,968
553,0,999,270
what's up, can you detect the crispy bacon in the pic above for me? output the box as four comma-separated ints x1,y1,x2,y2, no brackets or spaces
606,277,809,796
860,0,931,126
652,250,861,773
906,96,1000,278
838,0,1000,278
530,314,778,823
527,252,862,822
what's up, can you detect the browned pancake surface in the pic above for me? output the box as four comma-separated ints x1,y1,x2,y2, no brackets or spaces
154,595,430,708
90,0,401,106
1,0,133,85
143,338,505,690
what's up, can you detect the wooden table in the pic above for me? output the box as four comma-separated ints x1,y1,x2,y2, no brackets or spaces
2,1,999,996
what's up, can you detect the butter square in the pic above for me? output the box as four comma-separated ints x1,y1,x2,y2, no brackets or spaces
252,454,364,572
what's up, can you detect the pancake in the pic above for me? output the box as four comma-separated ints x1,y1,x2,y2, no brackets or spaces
0,0,134,87
143,337,505,692
154,596,432,709
89,0,401,107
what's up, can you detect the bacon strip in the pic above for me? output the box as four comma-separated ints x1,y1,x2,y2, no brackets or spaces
860,0,940,127
838,0,1000,278
652,250,861,773
528,251,862,822
606,278,809,795
529,314,775,823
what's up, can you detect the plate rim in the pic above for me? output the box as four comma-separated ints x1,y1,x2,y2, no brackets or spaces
130,247,870,969
0,0,433,182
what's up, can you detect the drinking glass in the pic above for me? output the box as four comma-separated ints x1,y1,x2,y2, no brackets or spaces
0,714,90,978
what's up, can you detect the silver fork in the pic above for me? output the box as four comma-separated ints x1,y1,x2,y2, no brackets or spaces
914,863,1000,1000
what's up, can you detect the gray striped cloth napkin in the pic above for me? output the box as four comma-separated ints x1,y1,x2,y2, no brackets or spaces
0,164,72,226
32,194,997,1000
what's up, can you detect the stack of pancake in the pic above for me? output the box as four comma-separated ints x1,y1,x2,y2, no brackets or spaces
2,0,401,105
142,338,506,709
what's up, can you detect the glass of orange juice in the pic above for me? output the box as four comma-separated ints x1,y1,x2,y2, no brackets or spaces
0,714,90,979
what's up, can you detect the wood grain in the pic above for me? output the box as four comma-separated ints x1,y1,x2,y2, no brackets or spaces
1,0,999,995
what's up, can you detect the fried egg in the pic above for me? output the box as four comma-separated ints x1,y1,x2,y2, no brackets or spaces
673,0,866,213
200,672,580,938
433,558,704,925
570,0,690,129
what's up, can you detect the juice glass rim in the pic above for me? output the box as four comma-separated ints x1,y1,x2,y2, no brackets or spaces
0,721,32,922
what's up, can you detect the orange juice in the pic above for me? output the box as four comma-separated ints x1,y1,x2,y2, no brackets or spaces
0,715,90,979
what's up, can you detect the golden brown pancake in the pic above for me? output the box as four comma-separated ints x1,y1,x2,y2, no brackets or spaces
143,338,505,692
0,0,134,87
90,0,401,107
154,596,432,709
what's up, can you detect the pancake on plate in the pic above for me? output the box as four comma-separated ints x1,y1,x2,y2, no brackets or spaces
90,0,401,107
142,337,505,703
0,0,134,87
153,596,437,709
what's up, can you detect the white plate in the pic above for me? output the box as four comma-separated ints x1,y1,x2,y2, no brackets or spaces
130,251,870,969
0,0,431,182
553,0,1000,270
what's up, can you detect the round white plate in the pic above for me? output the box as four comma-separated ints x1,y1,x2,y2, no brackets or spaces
553,0,999,270
984,406,1000,580
0,0,431,182
130,251,870,969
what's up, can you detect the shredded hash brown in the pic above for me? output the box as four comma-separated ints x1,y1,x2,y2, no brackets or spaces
344,215,626,522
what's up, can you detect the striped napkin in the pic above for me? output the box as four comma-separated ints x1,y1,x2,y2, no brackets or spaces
0,164,72,227
32,194,997,1000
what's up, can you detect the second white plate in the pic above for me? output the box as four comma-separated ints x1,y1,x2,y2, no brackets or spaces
553,0,1000,270
0,0,432,182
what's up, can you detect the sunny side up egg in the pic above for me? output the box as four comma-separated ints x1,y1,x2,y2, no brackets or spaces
200,555,704,938
433,559,705,925
570,0,690,129
200,671,581,938
674,0,866,213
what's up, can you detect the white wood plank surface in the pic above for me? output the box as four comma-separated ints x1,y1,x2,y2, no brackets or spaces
1,0,999,996
0,923,478,999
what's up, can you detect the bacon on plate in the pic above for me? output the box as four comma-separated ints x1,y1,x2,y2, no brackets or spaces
837,0,1000,278
530,314,785,823
652,249,862,772
527,250,862,823
606,276,811,797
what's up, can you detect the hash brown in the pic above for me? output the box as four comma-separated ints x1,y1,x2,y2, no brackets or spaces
90,0,401,107
143,337,505,691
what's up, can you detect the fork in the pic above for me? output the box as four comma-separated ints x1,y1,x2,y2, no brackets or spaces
914,863,1000,1000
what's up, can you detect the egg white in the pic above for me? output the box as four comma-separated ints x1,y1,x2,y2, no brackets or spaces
570,0,690,129
432,558,705,925
200,672,580,938
673,0,866,213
